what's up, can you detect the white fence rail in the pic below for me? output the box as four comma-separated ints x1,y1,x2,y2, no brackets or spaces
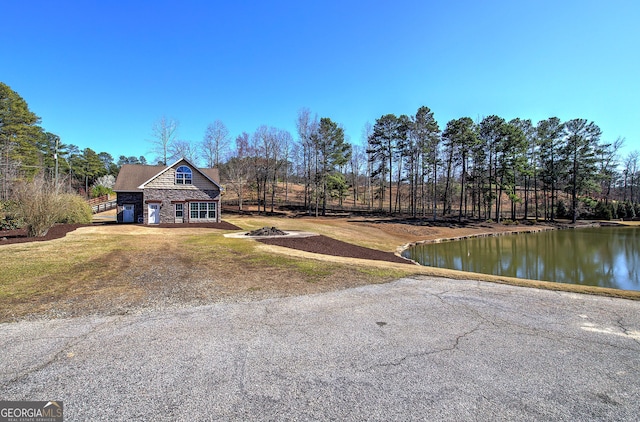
91,200,117,214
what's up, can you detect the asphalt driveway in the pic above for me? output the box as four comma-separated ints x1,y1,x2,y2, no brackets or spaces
1,276,639,421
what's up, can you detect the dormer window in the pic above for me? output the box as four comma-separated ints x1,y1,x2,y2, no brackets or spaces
176,166,192,185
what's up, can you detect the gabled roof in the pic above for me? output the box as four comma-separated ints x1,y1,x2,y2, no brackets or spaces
113,158,221,192
200,168,220,184
113,164,165,192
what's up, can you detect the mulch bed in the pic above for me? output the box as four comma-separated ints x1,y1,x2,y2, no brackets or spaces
0,222,242,246
258,235,413,265
0,224,91,245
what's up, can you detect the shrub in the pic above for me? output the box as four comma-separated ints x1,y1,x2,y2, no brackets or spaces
556,200,568,219
616,201,625,219
91,175,116,198
625,202,636,220
11,178,93,237
0,201,24,230
1,215,23,230
91,184,114,198
12,177,62,237
610,201,619,219
593,201,612,220
57,194,93,224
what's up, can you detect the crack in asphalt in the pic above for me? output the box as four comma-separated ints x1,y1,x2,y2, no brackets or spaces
366,323,484,370
614,314,640,346
427,286,502,330
423,283,640,356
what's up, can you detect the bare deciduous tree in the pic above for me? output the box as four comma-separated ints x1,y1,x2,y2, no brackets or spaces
168,139,198,164
623,150,639,203
349,143,366,206
201,120,230,168
149,116,179,165
296,108,318,212
222,132,251,211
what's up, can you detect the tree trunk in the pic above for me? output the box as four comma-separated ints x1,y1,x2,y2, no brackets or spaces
395,158,403,214
388,142,393,215
432,160,438,221
458,153,466,221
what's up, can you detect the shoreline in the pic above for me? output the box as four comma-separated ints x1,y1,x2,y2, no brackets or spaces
394,221,640,301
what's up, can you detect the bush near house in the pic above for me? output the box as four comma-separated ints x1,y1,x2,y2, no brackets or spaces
10,178,93,237
12,179,61,237
91,185,115,199
57,194,93,224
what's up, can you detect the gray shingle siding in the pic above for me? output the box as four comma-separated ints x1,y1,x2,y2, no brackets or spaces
114,159,222,225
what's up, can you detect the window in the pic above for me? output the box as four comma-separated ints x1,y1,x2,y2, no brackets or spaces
175,203,183,218
189,202,217,220
176,166,192,184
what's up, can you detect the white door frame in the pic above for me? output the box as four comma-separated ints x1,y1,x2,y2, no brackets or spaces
148,203,160,224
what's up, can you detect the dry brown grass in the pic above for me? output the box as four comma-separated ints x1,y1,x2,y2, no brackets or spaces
2,215,638,322
0,223,409,322
223,214,552,252
225,215,640,301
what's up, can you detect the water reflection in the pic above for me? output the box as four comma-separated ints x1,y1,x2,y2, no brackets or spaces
402,227,640,291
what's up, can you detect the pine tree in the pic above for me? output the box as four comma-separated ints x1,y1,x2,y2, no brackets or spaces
317,118,351,216
561,119,602,223
0,82,44,199
412,106,440,219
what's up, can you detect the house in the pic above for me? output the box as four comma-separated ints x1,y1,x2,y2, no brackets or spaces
113,158,222,224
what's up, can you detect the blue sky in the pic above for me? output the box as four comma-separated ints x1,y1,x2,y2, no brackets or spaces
2,0,639,164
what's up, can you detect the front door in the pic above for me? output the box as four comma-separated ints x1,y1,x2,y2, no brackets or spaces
148,204,160,224
123,204,134,223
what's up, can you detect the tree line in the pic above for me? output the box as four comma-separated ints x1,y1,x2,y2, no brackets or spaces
364,110,628,224
3,81,640,223
220,107,637,224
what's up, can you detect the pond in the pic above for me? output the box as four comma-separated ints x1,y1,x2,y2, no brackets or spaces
402,226,640,291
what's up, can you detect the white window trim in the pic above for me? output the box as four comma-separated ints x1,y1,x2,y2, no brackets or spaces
189,202,217,221
176,166,193,185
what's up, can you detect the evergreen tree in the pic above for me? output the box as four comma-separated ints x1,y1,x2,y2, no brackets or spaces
479,115,507,220
537,117,564,221
510,118,536,219
498,122,528,221
412,106,440,219
368,114,405,214
0,82,43,199
442,117,477,220
561,119,602,223
317,118,351,216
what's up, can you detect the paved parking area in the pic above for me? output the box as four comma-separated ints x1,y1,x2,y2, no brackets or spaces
2,276,639,421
